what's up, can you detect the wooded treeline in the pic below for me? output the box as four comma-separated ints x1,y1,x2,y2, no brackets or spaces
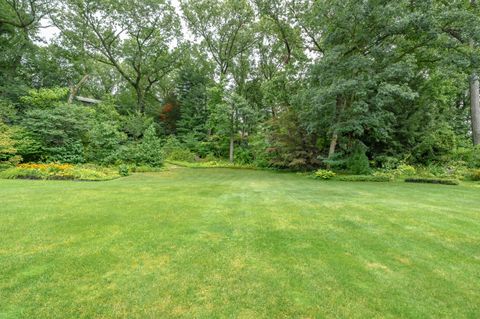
1,0,480,170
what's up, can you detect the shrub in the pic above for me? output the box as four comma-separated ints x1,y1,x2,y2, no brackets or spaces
0,163,120,181
20,104,93,163
162,135,196,162
469,169,480,181
346,142,370,175
405,178,459,186
372,171,395,181
167,148,196,162
0,122,21,169
85,122,127,165
315,169,336,180
451,146,480,168
167,160,257,169
123,124,164,167
118,165,130,176
19,87,68,108
395,164,416,177
335,175,391,182
234,146,254,165
375,156,400,170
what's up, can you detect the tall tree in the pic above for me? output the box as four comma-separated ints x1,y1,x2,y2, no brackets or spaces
56,0,182,113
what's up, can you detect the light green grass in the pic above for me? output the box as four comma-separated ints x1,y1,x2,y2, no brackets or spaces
0,168,479,318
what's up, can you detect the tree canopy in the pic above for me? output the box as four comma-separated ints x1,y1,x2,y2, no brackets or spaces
1,0,480,170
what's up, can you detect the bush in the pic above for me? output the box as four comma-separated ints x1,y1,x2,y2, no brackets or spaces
372,171,395,181
19,87,68,108
334,175,391,182
395,164,416,177
85,122,127,164
20,104,93,163
234,146,254,165
0,163,121,181
162,135,196,162
346,142,370,175
315,169,336,180
405,178,459,186
119,124,164,167
118,165,130,176
167,148,196,162
469,169,480,181
0,122,21,169
451,146,480,168
167,160,257,169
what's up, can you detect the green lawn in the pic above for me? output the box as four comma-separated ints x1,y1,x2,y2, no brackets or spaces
1,168,479,318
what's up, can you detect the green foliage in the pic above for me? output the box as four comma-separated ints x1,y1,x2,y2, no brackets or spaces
19,88,68,108
1,0,480,175
167,160,257,170
234,146,254,165
468,169,480,181
334,175,391,182
315,169,336,180
346,142,370,175
161,135,196,162
118,164,130,177
132,124,164,167
122,113,154,139
395,164,416,177
176,65,209,138
0,121,20,168
128,165,165,173
451,146,480,168
405,178,459,186
0,98,17,123
0,163,120,181
85,122,127,164
412,124,458,164
266,109,320,170
167,148,196,162
372,171,395,181
21,104,93,163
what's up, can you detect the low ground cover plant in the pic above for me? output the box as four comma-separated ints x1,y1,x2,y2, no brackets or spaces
166,160,258,170
0,163,120,181
314,169,336,180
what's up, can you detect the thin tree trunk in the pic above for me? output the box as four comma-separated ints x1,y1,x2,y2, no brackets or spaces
229,134,234,163
328,132,338,159
68,74,89,104
471,74,480,145
137,88,145,114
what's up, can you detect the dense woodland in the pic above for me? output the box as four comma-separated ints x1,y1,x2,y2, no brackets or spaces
1,0,480,172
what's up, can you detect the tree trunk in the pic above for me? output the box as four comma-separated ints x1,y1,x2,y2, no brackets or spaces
137,88,145,114
471,74,480,145
229,134,234,163
328,132,338,159
68,74,89,104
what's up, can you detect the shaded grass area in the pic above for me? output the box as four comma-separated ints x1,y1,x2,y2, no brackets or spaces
0,168,479,318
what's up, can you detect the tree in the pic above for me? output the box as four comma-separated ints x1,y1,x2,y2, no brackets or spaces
56,0,182,113
175,64,210,139
181,0,255,77
208,88,254,162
